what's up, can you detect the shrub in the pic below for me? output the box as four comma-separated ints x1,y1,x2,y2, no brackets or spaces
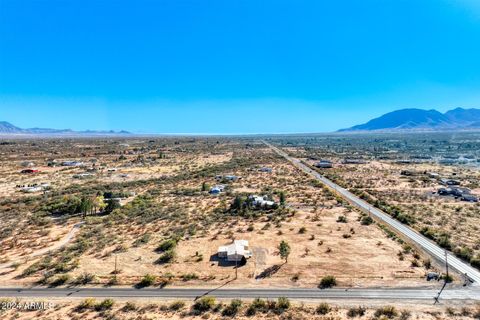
192,296,216,313
169,301,185,311
473,304,480,319
156,239,177,252
50,274,70,286
76,298,96,311
298,227,307,234
347,306,366,317
337,215,347,223
122,302,138,312
76,272,95,285
471,257,480,269
361,215,373,225
222,299,242,316
319,275,337,288
374,306,398,319
454,246,473,262
133,233,151,247
399,310,412,320
156,249,176,264
138,274,156,287
95,299,114,311
423,258,432,269
276,297,290,311
181,273,199,281
245,298,267,316
411,259,420,267
316,302,331,315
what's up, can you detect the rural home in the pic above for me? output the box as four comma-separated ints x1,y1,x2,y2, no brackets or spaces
314,160,333,168
461,194,479,202
437,187,477,202
440,178,460,186
217,240,252,262
62,161,84,167
248,195,276,208
215,175,240,182
20,161,35,167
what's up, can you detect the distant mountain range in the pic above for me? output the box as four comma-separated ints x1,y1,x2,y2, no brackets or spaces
0,121,130,136
339,107,480,132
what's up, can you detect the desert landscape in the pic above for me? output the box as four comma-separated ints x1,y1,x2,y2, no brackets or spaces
0,138,435,289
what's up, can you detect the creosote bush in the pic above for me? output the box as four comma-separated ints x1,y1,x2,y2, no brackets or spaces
316,302,331,315
222,299,242,317
319,275,337,288
192,296,216,314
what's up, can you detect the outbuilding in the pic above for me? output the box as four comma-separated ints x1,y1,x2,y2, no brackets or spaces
217,240,252,262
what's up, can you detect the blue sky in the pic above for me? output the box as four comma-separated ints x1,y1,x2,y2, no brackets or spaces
1,0,480,133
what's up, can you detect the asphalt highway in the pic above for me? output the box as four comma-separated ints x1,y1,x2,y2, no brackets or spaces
263,140,480,285
0,287,478,301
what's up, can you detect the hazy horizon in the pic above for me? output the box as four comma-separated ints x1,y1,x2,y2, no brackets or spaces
2,1,480,134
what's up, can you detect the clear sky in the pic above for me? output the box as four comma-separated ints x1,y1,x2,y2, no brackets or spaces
1,0,480,134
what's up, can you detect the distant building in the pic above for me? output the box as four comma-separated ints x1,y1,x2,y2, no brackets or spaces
437,187,471,198
314,160,333,168
461,194,478,202
20,185,45,193
427,172,440,179
248,195,276,208
400,170,416,176
73,173,95,179
342,159,367,164
438,159,457,165
62,161,84,167
440,178,460,186
217,240,252,262
20,161,35,168
396,160,413,164
215,175,240,182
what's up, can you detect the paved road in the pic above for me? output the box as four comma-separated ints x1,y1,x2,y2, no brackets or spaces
0,222,84,270
263,141,480,285
0,287,478,301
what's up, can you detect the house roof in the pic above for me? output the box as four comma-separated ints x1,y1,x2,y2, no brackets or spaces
218,240,249,256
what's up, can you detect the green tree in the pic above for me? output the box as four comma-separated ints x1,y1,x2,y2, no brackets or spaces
105,199,121,214
80,197,93,218
93,195,107,214
279,240,291,263
279,192,286,205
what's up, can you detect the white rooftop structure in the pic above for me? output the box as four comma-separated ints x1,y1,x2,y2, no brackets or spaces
218,240,252,262
249,195,275,208
21,186,43,193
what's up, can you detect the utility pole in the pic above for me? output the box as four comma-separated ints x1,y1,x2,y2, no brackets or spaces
235,249,238,280
434,249,450,304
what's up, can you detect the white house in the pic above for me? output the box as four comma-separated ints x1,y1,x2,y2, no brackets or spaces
218,240,252,262
62,161,84,167
21,186,43,193
248,195,276,208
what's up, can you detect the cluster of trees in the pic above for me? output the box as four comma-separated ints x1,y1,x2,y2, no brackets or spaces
43,192,121,217
229,193,285,216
